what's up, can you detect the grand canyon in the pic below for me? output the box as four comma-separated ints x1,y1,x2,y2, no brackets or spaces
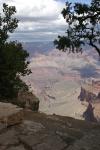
22,42,100,121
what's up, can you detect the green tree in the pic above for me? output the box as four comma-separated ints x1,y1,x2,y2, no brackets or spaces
54,0,100,57
0,3,31,100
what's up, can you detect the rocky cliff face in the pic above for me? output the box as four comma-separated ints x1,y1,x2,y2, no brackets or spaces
17,90,39,111
78,87,100,102
78,85,100,122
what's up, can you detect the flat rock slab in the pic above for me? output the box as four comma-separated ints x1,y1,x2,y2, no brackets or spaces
20,120,45,134
7,145,26,150
0,129,18,146
0,102,23,126
32,135,67,150
20,134,67,150
67,129,100,150
0,111,100,150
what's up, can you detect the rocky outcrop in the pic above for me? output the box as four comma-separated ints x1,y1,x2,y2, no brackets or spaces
0,111,100,150
83,103,97,122
78,80,100,103
17,90,39,111
0,102,23,127
78,86,100,122
78,87,98,102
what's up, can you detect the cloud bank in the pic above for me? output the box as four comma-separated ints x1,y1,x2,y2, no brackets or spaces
0,0,66,42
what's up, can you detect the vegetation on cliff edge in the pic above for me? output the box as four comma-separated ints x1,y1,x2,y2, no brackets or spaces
0,3,31,100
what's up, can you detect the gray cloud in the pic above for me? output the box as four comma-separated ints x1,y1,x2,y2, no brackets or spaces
1,0,66,42
17,15,59,23
9,27,66,42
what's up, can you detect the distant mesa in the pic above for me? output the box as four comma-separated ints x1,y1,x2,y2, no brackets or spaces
78,79,100,122
83,103,97,122
78,79,100,103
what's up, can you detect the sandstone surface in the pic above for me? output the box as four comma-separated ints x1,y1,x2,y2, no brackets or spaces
0,110,100,150
0,102,23,127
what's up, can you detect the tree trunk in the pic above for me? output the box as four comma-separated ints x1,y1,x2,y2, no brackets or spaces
89,40,100,60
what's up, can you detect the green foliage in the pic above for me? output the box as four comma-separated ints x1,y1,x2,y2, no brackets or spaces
0,3,18,45
0,3,31,100
54,0,100,56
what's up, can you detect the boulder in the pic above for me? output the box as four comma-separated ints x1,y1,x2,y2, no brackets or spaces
0,102,23,126
17,91,39,111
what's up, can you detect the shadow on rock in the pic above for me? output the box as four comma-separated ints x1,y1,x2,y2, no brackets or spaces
83,103,97,122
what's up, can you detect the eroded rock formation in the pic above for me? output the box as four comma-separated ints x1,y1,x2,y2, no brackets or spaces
17,90,39,111
78,85,100,103
78,87,97,102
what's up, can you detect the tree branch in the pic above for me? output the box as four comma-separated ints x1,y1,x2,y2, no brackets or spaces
90,39,100,57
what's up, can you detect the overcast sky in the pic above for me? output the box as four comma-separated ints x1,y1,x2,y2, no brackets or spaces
0,0,91,42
